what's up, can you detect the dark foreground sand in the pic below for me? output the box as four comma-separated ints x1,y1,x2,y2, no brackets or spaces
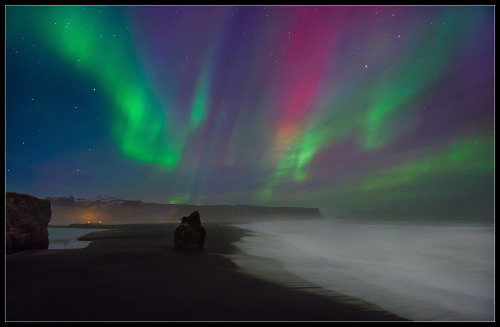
6,223,408,321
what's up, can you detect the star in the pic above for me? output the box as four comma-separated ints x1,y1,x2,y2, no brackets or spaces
364,65,368,68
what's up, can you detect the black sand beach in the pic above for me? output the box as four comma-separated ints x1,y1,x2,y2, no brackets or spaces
6,223,408,321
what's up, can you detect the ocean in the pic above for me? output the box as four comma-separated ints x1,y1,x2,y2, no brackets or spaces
229,219,494,321
48,227,109,250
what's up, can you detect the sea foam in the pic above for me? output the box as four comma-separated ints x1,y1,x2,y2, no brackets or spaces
230,219,494,321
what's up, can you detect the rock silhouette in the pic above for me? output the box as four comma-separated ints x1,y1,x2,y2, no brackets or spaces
174,211,206,252
6,192,52,255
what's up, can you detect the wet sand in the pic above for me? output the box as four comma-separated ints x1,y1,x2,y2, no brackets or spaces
6,223,408,321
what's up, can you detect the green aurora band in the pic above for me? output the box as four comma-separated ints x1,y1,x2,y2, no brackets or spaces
261,7,492,201
27,6,185,169
7,6,493,218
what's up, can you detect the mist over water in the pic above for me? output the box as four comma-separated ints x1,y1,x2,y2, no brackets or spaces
230,219,494,321
48,228,108,249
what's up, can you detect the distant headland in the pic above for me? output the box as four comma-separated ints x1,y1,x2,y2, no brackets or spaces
47,195,323,225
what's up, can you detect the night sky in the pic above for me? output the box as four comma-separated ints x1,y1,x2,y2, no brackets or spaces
6,5,494,220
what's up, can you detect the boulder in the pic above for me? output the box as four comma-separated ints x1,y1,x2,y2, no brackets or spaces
174,211,206,252
6,192,52,255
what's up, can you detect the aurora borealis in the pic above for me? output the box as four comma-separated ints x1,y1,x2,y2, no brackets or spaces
6,5,494,220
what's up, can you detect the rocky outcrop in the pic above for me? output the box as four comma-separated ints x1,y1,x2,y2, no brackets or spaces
174,211,206,252
6,192,52,255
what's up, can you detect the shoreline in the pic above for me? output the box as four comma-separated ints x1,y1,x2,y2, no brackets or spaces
6,222,408,321
47,227,112,250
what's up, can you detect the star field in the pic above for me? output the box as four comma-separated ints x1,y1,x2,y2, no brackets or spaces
5,5,494,220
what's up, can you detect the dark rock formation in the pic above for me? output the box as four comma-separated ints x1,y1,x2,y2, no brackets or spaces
174,211,206,252
6,192,52,255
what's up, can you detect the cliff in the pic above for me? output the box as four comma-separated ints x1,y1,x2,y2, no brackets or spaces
173,204,323,221
6,192,52,255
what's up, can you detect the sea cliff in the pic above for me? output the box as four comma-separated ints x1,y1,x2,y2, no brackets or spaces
6,192,52,254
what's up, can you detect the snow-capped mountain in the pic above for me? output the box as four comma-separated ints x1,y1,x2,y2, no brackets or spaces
76,195,120,203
